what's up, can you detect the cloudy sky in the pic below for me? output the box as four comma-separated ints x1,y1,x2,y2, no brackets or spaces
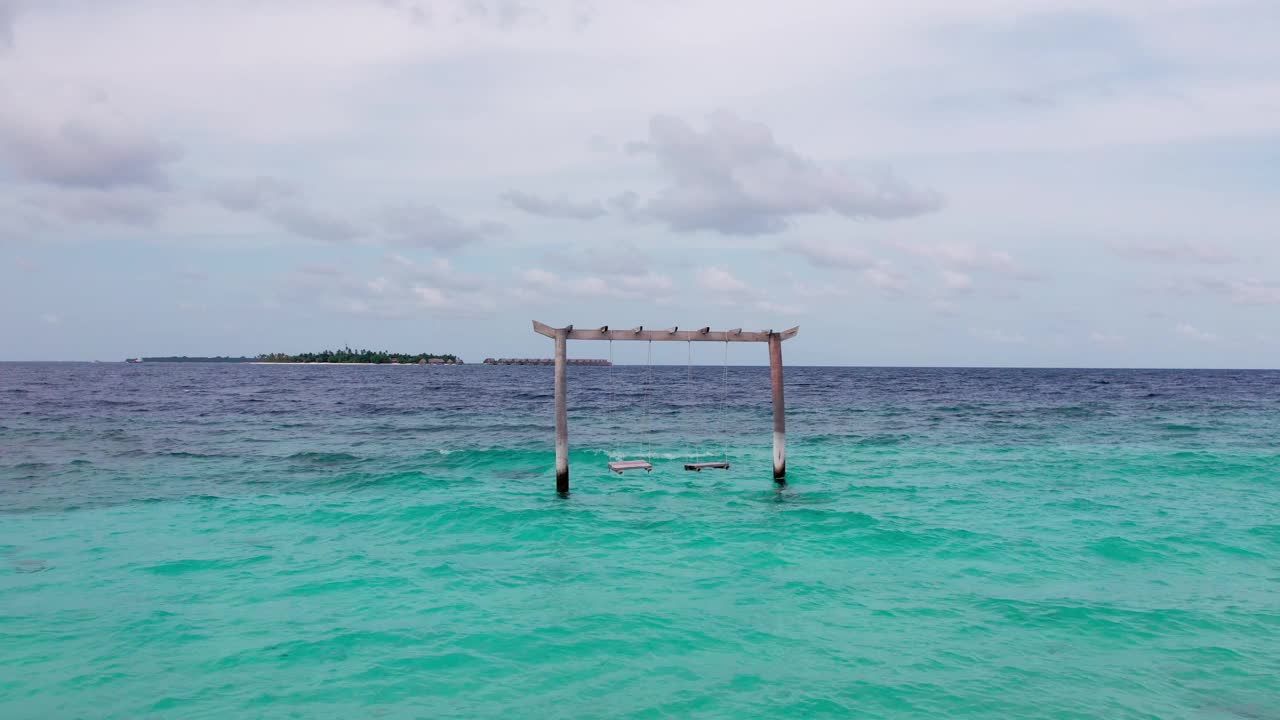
1,0,1277,366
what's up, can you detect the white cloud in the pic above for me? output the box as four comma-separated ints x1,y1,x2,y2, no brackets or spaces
1175,322,1218,342
40,312,60,325
696,265,752,295
861,261,907,294
517,266,674,301
696,265,807,315
411,285,451,308
521,268,558,287
388,253,486,290
278,255,497,316
1089,331,1125,345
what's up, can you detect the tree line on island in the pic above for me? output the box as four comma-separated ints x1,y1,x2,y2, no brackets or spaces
256,348,461,364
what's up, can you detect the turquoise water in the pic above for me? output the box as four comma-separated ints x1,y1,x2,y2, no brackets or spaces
2,363,1278,718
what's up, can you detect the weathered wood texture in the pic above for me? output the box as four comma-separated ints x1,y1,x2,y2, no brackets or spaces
769,332,786,483
684,462,731,471
554,329,569,493
533,321,798,343
608,460,653,473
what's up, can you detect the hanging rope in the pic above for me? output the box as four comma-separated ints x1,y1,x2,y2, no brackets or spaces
687,341,699,464
608,339,616,461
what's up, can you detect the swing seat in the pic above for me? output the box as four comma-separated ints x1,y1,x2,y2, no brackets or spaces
608,460,652,474
684,462,730,471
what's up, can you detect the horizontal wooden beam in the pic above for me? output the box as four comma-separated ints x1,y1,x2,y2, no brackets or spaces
532,320,798,343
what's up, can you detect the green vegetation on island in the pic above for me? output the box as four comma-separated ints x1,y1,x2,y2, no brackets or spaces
256,348,461,364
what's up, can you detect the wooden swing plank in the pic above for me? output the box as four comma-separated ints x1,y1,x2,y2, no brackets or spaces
608,460,652,473
684,462,731,471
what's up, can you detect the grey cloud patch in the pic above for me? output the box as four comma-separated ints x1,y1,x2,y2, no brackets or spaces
0,0,20,51
629,111,942,235
377,0,433,25
40,189,165,226
0,92,180,189
502,112,941,234
210,176,298,212
0,2,14,50
541,243,651,275
456,0,538,29
607,190,644,221
271,205,361,243
501,190,607,220
212,177,358,243
0,119,179,189
213,178,500,248
381,204,504,251
13,185,169,229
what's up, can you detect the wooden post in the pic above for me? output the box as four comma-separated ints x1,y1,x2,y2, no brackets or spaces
768,332,786,483
554,327,569,494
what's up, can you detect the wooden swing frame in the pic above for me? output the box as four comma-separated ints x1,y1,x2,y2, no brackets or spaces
532,321,799,494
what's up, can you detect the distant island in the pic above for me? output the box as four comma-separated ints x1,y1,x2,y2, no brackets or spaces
135,348,462,365
256,348,461,364
142,356,254,363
